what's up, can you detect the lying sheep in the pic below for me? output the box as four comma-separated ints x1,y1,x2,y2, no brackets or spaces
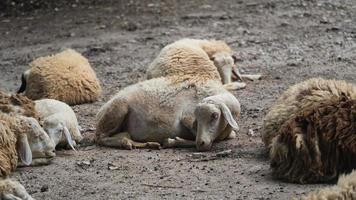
35,99,82,150
18,49,102,105
146,38,249,90
0,113,55,200
299,170,356,200
264,78,356,183
96,42,241,151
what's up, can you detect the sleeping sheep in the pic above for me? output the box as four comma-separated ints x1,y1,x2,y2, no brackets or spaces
0,112,56,200
35,98,82,150
299,170,356,200
96,42,240,151
17,49,102,105
146,38,252,90
263,78,356,183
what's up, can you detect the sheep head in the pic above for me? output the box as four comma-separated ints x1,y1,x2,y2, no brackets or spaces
194,93,240,151
43,116,77,151
212,53,242,83
19,116,56,165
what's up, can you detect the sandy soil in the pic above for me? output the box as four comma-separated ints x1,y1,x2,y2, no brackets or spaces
1,0,356,199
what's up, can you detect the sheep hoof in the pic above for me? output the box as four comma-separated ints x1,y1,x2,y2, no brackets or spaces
227,131,237,139
146,142,162,150
224,82,247,91
162,138,175,148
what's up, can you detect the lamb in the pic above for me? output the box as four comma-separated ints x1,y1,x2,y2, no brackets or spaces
17,49,102,105
34,99,82,150
0,112,56,200
299,170,356,200
96,43,241,151
263,78,356,183
146,38,258,90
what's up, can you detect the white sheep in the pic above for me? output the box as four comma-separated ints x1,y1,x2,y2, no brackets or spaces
17,49,102,105
96,42,241,151
0,112,55,200
34,99,82,150
146,38,259,90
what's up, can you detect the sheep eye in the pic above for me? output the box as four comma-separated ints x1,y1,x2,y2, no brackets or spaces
211,112,219,120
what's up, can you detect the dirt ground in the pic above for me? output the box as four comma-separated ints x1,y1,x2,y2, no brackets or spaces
1,0,356,199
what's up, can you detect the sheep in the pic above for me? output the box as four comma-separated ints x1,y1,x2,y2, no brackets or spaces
34,99,82,150
299,170,356,200
146,38,254,90
0,113,55,200
17,49,102,105
263,78,356,183
96,42,241,151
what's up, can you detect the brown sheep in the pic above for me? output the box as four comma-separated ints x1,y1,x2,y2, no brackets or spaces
266,78,356,183
18,49,102,105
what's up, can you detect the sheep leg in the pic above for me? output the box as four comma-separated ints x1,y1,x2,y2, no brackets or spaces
162,137,196,148
240,74,262,81
98,132,161,150
223,82,247,91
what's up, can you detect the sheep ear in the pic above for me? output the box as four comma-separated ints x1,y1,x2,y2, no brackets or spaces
17,134,32,166
63,126,76,152
219,103,239,131
232,66,243,81
17,72,27,93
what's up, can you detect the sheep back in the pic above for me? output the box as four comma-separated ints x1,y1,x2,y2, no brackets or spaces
25,49,102,105
185,39,233,59
147,40,221,82
0,91,40,122
263,78,356,147
0,120,18,177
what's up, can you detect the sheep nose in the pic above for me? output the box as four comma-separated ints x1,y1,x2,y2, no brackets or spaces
196,140,212,152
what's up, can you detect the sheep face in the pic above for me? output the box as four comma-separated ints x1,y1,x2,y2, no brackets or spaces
43,117,76,150
212,53,239,84
20,117,56,162
194,100,239,151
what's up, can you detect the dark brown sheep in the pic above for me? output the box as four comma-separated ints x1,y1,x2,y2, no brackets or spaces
268,78,356,183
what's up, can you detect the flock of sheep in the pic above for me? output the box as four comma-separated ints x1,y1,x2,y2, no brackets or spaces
0,38,355,199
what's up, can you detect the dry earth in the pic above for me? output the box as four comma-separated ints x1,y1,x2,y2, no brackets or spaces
1,0,356,199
